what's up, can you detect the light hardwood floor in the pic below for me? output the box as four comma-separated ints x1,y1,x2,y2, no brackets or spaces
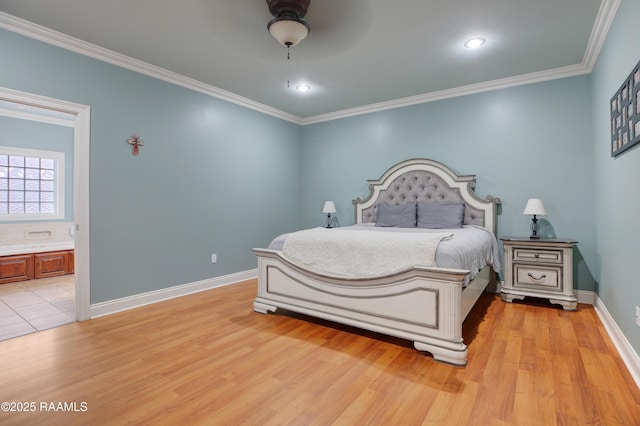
1,279,638,425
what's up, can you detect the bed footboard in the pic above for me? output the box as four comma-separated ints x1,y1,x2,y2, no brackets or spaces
253,248,482,366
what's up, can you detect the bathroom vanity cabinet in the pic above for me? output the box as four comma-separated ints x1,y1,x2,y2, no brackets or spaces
0,250,74,284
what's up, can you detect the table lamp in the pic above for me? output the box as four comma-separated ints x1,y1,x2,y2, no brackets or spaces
322,201,336,228
523,198,546,239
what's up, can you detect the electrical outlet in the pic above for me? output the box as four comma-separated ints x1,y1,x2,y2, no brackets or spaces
211,254,217,264
636,306,640,327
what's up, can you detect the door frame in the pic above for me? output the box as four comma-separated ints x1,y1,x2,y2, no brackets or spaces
0,87,91,320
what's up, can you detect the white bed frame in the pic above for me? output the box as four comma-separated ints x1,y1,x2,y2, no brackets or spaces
253,159,500,366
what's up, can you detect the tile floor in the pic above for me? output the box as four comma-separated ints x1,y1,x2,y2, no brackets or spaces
0,274,75,341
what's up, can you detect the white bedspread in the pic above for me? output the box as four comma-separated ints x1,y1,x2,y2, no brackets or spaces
271,224,501,283
282,227,452,278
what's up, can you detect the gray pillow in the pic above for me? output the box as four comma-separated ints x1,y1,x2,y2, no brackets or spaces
417,202,465,229
375,203,417,228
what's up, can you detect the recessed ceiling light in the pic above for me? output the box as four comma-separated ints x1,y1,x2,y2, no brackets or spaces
464,38,486,49
296,84,311,92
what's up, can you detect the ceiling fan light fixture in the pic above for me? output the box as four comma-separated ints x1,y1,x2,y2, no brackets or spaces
266,0,311,46
268,17,309,47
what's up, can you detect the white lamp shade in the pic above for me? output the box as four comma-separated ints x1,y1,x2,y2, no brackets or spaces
322,201,336,214
523,198,546,215
268,19,309,46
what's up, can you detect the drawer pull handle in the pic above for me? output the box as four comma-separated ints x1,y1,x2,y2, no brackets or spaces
528,273,546,281
534,254,539,258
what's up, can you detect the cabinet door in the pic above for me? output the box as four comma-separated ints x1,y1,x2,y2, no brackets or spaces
66,250,74,274
34,251,68,279
0,255,34,284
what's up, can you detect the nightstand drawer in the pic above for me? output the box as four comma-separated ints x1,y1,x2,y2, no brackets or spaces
513,248,562,264
513,265,562,291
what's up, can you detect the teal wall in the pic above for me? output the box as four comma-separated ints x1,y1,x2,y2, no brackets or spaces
0,116,74,222
0,28,302,304
591,0,640,353
301,76,597,292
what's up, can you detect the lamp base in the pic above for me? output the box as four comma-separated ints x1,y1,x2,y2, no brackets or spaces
325,213,333,228
529,215,540,239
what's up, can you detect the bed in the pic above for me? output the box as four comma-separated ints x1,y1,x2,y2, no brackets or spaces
253,158,501,366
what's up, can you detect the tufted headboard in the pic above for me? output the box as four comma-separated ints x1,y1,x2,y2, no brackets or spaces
352,159,500,234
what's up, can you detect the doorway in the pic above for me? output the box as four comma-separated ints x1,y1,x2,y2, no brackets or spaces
0,87,90,329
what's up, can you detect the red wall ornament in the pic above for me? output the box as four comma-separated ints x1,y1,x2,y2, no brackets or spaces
127,135,144,156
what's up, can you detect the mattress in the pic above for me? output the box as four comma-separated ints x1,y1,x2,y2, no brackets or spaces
268,224,501,283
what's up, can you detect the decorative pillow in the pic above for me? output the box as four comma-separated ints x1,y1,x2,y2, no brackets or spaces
417,202,465,229
375,202,417,228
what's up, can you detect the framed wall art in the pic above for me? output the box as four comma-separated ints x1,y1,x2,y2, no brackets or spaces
610,58,640,157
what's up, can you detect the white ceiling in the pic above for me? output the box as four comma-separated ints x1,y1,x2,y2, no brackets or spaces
0,0,615,122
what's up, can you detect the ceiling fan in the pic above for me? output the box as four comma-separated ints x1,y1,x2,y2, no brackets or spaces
266,0,311,47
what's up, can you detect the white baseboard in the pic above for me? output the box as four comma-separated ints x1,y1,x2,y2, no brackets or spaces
90,269,258,318
593,296,640,390
576,289,596,305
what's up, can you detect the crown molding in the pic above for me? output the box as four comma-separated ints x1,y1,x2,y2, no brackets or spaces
300,63,590,125
582,0,621,70
0,12,303,125
0,0,620,127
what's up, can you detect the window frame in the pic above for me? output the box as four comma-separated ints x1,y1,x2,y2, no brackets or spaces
0,146,65,221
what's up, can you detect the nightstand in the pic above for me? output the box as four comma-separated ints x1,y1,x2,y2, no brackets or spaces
500,237,578,311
